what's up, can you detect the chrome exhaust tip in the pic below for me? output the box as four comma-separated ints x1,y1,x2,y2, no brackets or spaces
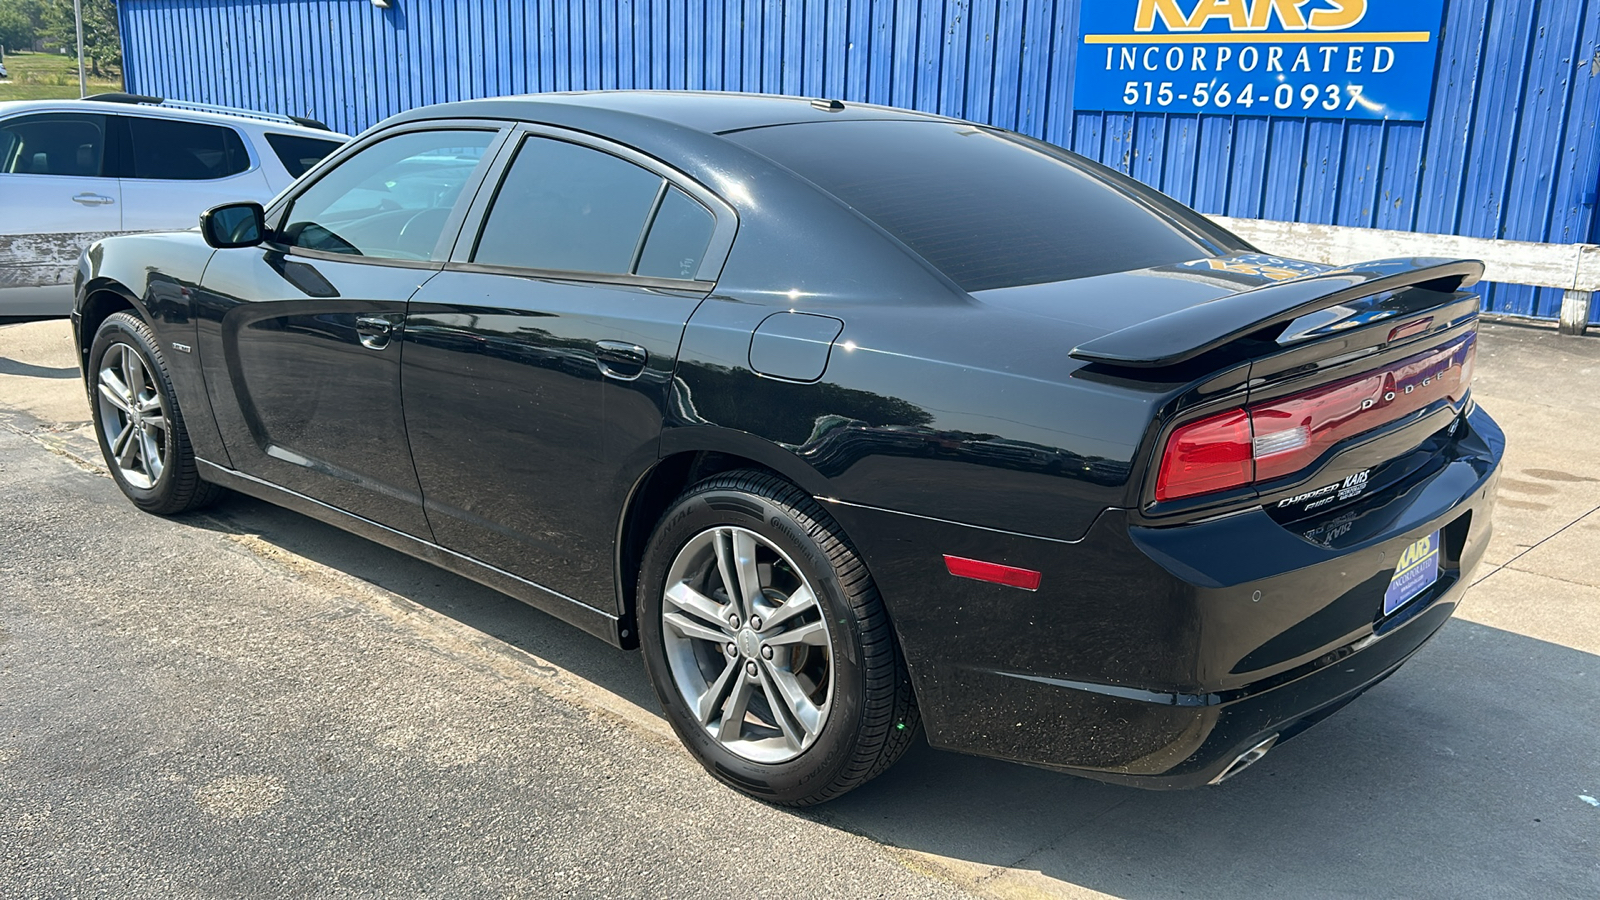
1209,734,1279,785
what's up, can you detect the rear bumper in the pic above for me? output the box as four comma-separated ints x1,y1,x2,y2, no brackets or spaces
829,405,1503,788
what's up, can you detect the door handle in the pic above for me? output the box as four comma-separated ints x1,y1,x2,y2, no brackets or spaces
596,341,648,381
72,192,116,206
355,314,401,350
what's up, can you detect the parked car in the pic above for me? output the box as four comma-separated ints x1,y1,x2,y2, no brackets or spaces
1,94,346,315
72,92,1503,806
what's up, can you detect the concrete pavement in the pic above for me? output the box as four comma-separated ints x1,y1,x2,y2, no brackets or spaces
1,317,1597,899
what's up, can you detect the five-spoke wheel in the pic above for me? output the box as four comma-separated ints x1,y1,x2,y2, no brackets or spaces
88,311,219,514
638,470,920,806
661,526,833,763
95,341,170,490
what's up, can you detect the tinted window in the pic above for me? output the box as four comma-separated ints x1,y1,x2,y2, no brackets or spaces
636,187,715,280
729,120,1210,292
0,113,107,177
125,116,251,180
265,132,345,178
473,137,663,275
280,129,494,261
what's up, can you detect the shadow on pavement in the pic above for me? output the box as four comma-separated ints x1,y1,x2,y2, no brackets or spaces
179,492,1600,899
0,357,79,379
179,492,661,714
0,315,68,327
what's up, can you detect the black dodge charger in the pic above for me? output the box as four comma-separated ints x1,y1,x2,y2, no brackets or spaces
72,92,1503,806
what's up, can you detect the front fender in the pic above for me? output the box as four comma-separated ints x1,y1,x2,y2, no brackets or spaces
75,231,226,465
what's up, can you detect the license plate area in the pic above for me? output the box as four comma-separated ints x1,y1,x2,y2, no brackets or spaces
1384,531,1442,616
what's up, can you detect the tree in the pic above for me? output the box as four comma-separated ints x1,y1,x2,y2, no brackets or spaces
0,7,37,55
0,0,50,52
40,0,119,77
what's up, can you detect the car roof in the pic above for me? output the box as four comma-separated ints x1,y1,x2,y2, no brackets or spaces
389,90,960,136
0,97,349,139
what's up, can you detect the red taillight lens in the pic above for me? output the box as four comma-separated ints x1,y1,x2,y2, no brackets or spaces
1155,334,1477,503
1251,335,1475,481
1155,409,1255,501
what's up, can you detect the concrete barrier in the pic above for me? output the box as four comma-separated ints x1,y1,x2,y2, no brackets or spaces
1211,217,1597,336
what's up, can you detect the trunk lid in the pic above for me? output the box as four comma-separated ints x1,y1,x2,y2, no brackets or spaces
982,253,1487,523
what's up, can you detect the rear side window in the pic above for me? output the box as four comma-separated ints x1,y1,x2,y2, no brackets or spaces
473,136,663,275
125,116,250,180
265,132,345,178
0,113,108,176
636,187,716,280
728,120,1211,292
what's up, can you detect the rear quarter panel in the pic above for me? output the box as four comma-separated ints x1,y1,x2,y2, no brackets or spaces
671,295,1172,543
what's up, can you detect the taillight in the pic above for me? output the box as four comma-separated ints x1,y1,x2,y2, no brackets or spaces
1155,410,1254,501
1155,334,1477,503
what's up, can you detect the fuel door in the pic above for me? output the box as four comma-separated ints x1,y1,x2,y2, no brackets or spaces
749,312,845,382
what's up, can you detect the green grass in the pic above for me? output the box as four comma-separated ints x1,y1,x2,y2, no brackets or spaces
0,50,121,102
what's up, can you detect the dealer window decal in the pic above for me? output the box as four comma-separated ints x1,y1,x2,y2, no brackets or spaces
1075,0,1448,121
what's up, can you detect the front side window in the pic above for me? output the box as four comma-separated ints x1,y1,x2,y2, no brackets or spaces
124,116,251,180
0,113,108,177
279,129,495,261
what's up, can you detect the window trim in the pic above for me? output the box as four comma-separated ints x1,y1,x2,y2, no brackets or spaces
445,123,737,288
261,119,513,268
446,260,716,294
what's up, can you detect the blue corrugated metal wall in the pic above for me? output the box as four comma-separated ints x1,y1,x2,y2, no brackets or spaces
119,0,1600,322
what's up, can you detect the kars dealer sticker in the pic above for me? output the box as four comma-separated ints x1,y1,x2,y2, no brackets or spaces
1277,469,1373,515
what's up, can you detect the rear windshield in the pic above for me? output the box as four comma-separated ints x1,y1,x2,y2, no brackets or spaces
728,120,1213,292
265,132,346,178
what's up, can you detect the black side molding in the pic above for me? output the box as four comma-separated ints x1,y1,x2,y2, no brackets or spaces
1070,258,1486,369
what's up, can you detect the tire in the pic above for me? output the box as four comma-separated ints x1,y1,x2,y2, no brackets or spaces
88,311,221,515
637,469,920,806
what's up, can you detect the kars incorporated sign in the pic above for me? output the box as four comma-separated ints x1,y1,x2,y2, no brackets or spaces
1075,0,1448,120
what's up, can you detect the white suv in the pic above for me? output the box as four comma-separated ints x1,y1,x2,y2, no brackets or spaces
0,94,349,315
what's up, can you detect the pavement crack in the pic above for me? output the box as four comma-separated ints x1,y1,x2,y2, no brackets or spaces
1470,503,1600,589
973,795,1133,890
0,417,104,474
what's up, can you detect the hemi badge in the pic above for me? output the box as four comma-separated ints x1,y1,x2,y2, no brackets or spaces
172,342,192,353
943,555,1042,592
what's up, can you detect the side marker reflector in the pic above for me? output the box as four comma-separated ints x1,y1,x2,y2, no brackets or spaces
943,555,1042,591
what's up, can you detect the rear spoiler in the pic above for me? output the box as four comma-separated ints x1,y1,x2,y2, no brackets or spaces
1069,258,1485,369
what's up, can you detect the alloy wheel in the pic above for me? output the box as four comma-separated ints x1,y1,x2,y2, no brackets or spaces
660,526,834,764
96,342,169,490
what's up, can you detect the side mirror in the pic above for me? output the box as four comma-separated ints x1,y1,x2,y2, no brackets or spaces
200,202,266,249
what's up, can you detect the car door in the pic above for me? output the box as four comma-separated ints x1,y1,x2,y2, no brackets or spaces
116,113,274,232
402,127,735,609
0,112,121,302
194,125,504,538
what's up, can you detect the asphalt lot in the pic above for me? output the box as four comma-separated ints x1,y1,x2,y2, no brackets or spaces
2,317,1597,899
